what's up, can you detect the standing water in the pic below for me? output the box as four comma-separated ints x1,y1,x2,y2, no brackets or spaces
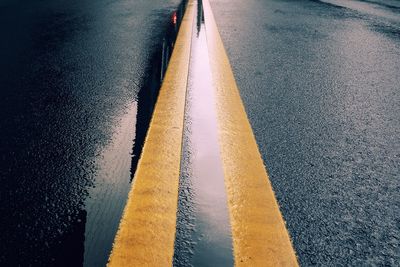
173,0,234,266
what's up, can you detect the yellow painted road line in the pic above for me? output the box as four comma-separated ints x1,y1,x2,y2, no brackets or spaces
202,0,299,266
107,1,195,266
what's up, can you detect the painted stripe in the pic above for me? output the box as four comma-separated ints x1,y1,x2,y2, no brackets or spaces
202,0,299,266
107,1,195,266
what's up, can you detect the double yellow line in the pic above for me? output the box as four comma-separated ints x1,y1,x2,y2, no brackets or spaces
108,0,298,265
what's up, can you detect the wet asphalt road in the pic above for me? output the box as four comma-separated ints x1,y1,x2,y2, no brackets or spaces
0,0,180,265
1,0,399,265
210,0,400,265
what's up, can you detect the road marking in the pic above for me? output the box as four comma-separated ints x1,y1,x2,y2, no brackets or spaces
202,0,299,265
107,1,195,266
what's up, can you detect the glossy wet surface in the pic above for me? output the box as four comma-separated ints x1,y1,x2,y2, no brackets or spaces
0,0,182,265
173,1,234,266
211,0,400,265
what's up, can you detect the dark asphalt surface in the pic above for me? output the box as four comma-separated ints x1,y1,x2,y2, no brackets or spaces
0,0,180,265
210,0,400,265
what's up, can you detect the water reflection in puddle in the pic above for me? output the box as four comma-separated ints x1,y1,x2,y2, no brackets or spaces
82,1,188,266
173,1,234,266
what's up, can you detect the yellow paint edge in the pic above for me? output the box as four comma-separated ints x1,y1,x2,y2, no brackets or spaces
107,1,195,266
202,0,299,266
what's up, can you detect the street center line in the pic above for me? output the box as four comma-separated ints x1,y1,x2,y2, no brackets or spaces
173,0,233,265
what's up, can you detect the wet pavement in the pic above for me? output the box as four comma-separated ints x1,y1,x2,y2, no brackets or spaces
0,0,182,265
1,0,399,265
173,1,233,266
210,0,400,265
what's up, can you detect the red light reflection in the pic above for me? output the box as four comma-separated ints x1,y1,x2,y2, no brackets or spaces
172,11,177,25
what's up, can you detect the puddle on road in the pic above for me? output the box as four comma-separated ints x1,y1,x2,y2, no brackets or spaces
130,0,188,179
82,1,188,266
83,104,137,267
173,1,234,266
